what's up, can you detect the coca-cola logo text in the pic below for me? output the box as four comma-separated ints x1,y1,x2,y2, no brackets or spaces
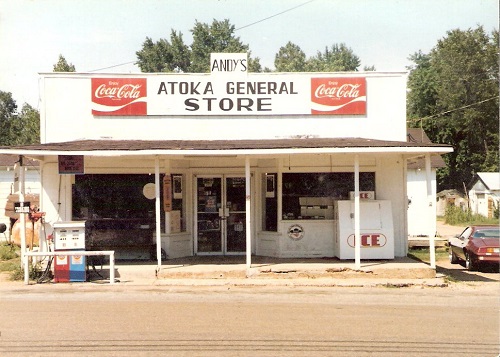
314,83,361,99
92,78,147,116
94,82,143,100
311,77,366,115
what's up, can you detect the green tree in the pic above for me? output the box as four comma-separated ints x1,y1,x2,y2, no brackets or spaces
136,19,262,73
407,26,499,191
306,43,361,72
0,91,17,145
136,31,190,73
53,54,76,72
0,92,40,145
274,41,307,72
11,104,40,145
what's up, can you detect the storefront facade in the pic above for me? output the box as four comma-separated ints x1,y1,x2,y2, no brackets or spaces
2,54,452,267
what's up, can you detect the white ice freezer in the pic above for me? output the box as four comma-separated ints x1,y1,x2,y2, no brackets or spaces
335,200,394,259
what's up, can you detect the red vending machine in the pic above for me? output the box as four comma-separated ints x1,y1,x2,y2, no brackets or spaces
53,221,86,282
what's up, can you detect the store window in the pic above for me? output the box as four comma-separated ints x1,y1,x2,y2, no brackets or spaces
72,173,186,232
282,172,375,220
262,173,278,231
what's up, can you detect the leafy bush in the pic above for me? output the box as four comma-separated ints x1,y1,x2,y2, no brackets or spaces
0,243,18,260
9,261,44,281
445,205,499,225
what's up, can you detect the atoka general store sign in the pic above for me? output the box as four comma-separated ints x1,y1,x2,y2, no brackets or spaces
91,54,366,117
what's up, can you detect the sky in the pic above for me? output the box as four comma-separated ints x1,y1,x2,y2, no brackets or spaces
0,0,497,108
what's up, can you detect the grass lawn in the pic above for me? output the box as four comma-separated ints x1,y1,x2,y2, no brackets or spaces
0,243,22,279
408,247,449,264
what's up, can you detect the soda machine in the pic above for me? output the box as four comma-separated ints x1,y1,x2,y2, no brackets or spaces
53,221,86,282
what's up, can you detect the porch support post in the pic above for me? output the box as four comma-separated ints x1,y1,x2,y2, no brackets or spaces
425,153,436,269
245,156,252,271
354,154,361,270
154,156,162,271
18,156,28,278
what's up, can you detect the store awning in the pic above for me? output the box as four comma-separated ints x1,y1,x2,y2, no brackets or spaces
0,137,452,159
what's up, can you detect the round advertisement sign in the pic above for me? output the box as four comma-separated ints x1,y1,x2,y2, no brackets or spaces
287,224,304,240
143,183,156,200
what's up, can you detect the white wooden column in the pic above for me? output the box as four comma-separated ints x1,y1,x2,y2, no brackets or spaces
154,156,162,270
354,155,361,270
18,157,28,279
425,153,436,269
245,156,252,271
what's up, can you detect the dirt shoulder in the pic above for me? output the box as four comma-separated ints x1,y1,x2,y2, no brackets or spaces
435,220,465,238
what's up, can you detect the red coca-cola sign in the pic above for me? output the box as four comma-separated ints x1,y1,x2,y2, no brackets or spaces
310,77,366,115
91,78,147,116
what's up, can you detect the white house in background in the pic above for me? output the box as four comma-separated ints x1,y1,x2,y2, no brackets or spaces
468,172,500,219
406,128,446,237
436,189,467,216
0,155,40,242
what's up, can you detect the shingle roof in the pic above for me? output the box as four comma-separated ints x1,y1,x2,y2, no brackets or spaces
406,128,446,169
1,137,451,152
476,172,500,191
0,154,39,167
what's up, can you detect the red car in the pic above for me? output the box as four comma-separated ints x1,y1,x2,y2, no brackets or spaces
448,225,500,271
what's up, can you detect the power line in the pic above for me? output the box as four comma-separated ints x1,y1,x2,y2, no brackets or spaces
235,0,316,31
86,0,315,72
407,96,499,125
86,61,137,72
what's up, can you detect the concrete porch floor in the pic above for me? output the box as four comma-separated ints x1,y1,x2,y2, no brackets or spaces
86,256,439,287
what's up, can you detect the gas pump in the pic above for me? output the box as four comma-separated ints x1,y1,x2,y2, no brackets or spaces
53,221,86,282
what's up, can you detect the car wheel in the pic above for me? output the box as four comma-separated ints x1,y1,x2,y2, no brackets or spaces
449,248,459,264
465,252,477,271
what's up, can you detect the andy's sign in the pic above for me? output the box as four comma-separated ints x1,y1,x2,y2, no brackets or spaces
210,53,248,75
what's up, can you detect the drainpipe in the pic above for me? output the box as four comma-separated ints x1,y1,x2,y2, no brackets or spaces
354,155,361,270
425,153,436,269
245,156,251,271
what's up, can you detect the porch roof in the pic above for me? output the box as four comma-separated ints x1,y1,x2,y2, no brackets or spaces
0,137,452,159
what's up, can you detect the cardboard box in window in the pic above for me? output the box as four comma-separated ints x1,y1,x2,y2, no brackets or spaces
299,197,334,219
170,210,181,233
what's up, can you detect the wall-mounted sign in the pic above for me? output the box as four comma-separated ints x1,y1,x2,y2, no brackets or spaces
210,53,248,76
163,175,172,212
288,224,304,240
142,183,156,200
310,77,366,115
92,78,147,116
58,155,84,174
90,61,367,117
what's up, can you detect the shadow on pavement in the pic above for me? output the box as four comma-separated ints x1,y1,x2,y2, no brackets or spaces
436,264,499,283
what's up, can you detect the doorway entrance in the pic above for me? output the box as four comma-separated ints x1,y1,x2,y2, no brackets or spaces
195,175,248,255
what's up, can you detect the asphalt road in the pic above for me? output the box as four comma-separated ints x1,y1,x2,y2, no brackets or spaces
0,284,498,356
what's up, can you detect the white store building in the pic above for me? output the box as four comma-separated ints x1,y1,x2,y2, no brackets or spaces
0,54,452,269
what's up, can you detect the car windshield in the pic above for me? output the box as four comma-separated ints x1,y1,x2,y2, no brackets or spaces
473,229,500,238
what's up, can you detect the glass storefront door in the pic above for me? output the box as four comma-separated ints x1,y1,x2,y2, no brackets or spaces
196,176,247,255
